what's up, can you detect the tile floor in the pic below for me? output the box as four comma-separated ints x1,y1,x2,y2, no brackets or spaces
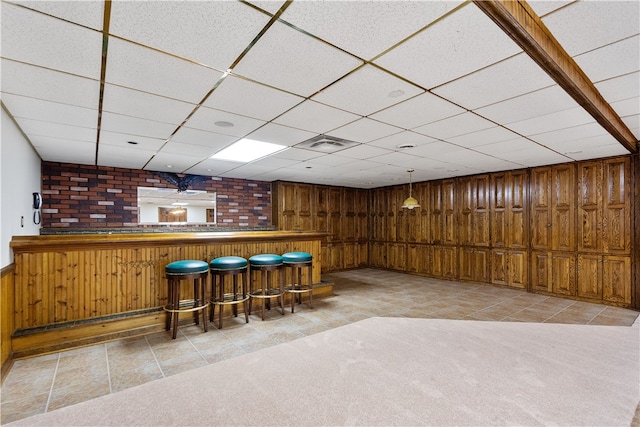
2,268,639,424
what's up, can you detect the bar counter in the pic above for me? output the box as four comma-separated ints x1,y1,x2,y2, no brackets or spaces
10,231,325,354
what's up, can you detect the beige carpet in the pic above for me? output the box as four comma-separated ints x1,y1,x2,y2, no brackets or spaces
7,317,639,426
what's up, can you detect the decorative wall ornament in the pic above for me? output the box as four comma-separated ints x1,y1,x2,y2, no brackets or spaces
154,172,210,193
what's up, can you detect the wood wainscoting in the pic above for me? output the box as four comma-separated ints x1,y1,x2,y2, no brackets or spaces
1,264,15,380
8,231,326,358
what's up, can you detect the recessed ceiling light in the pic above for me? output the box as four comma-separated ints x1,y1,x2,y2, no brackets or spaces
564,150,582,155
447,169,458,172
214,121,234,128
211,139,287,163
396,143,415,149
172,202,189,206
388,89,405,98
166,165,173,168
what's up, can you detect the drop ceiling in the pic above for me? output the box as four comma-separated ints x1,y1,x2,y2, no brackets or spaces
1,0,638,189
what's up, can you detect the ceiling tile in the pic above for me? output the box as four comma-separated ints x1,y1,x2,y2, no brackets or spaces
273,100,360,134
11,0,105,30
488,145,570,167
203,76,303,121
311,65,424,116
171,127,237,148
374,3,521,89
100,112,175,140
185,106,265,137
280,0,462,60
29,137,96,164
365,150,427,169
144,152,203,173
408,140,468,157
475,85,579,125
97,145,156,170
368,131,436,151
574,35,640,83
447,126,523,148
109,1,270,70
369,92,465,130
99,131,165,152
413,112,495,140
595,72,640,103
527,1,574,18
105,38,223,103
332,144,393,160
564,143,631,161
232,21,363,97
0,59,100,109
433,53,556,110
102,85,197,125
1,2,103,78
244,123,316,146
17,118,95,142
541,1,640,56
474,137,540,156
328,118,402,143
183,158,243,177
508,107,594,136
529,122,616,147
270,147,323,162
245,1,287,15
1,94,97,128
159,141,218,157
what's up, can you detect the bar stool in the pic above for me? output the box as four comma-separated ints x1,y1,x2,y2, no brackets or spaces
164,260,209,339
209,256,249,329
248,254,285,320
282,251,314,313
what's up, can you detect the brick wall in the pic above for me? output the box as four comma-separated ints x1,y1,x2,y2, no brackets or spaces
41,162,272,229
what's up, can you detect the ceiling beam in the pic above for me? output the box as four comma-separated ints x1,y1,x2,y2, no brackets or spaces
473,0,637,154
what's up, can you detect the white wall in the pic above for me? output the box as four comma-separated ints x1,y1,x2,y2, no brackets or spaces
1,106,42,268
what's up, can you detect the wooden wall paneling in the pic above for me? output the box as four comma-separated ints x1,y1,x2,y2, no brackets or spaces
551,164,576,251
315,185,329,234
343,243,357,269
577,161,603,252
430,181,443,244
357,242,368,268
508,170,528,249
388,243,407,271
509,250,528,289
443,179,457,246
551,252,576,296
459,247,473,281
531,251,551,292
602,255,631,304
474,175,491,247
577,254,603,300
633,154,639,309
297,183,314,231
275,181,296,230
602,157,630,254
328,187,342,242
1,265,15,378
491,172,507,248
417,182,431,243
459,177,474,246
385,187,398,242
531,167,552,250
491,249,508,286
343,188,357,242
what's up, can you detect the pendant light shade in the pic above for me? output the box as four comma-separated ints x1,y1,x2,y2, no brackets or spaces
401,169,420,209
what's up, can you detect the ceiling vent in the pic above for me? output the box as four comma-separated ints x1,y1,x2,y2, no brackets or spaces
295,135,360,153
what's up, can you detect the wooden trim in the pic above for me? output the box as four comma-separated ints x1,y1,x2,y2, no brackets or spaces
633,154,640,309
473,0,637,153
10,231,328,253
1,264,15,382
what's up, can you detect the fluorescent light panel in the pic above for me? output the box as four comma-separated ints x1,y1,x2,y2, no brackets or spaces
211,138,287,162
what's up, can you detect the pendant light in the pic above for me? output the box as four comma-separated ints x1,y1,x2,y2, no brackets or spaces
401,169,420,209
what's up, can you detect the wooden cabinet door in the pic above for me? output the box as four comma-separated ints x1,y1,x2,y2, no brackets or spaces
603,256,631,304
343,242,357,270
578,162,603,252
577,254,602,300
552,253,576,296
342,188,356,242
531,251,550,292
508,250,528,289
508,170,527,249
417,182,431,243
459,177,474,246
474,175,490,247
459,246,474,281
602,158,630,254
297,183,314,231
491,249,508,286
328,187,342,242
459,247,489,282
388,243,407,271
315,186,329,234
491,173,507,248
443,180,456,245
278,182,298,230
551,164,575,251
430,182,443,244
531,168,552,250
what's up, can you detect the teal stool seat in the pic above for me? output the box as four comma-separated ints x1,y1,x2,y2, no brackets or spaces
166,260,209,274
282,251,312,264
164,260,209,339
249,254,285,320
210,256,248,271
209,256,249,329
282,252,314,313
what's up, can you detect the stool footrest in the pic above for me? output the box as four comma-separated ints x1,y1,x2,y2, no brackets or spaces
164,299,209,314
211,293,250,305
250,289,284,298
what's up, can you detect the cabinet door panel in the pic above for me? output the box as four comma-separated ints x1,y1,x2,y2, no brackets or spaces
508,170,527,248
430,182,443,244
459,178,473,246
491,173,507,248
603,256,631,304
603,158,630,253
577,254,602,299
551,164,575,251
491,249,508,286
459,247,474,281
552,253,576,296
509,251,528,289
443,180,456,245
474,175,490,246
297,184,314,231
531,252,550,292
531,168,551,250
578,162,602,252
